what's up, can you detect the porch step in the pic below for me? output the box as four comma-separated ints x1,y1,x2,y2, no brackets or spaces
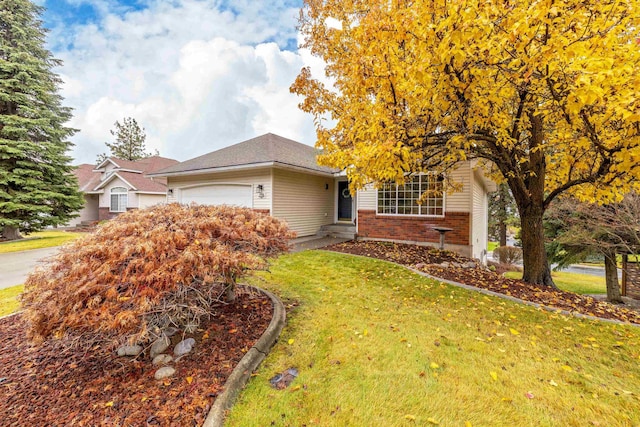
318,223,356,240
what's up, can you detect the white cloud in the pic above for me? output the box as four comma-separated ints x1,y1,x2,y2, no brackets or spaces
48,0,319,163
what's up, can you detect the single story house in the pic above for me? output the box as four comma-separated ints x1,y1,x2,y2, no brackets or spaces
151,133,496,261
70,156,179,226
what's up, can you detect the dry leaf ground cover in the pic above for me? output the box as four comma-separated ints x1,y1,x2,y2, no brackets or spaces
0,286,270,426
227,250,640,426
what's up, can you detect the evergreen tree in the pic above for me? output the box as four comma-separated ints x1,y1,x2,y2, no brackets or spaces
0,0,83,240
97,117,155,163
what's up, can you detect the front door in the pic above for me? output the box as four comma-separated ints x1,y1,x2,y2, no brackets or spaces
337,181,352,221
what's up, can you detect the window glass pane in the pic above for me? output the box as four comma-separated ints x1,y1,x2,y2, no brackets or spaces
378,174,443,216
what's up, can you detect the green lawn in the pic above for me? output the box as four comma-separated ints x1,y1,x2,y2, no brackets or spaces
227,251,640,426
488,241,499,252
0,230,85,253
0,285,23,317
505,271,606,295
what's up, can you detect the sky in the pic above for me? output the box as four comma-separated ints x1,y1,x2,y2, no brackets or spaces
35,0,325,164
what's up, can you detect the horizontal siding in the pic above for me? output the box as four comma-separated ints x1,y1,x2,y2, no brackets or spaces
357,183,377,210
446,163,471,213
167,169,271,211
356,162,472,213
272,169,335,237
138,194,166,209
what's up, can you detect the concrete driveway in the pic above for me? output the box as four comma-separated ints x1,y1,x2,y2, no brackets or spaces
0,247,60,289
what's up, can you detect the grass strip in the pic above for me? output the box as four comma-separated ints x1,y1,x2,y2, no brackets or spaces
505,270,606,295
0,285,23,317
0,231,85,253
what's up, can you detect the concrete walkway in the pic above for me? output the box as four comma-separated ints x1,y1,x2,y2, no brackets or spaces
0,247,60,289
289,236,350,252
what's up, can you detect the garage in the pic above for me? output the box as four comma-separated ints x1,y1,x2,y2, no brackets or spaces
178,184,253,207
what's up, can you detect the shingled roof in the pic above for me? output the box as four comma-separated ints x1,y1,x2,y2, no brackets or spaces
152,133,339,176
75,156,179,193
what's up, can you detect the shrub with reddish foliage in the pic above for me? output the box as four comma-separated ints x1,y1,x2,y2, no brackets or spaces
21,204,295,350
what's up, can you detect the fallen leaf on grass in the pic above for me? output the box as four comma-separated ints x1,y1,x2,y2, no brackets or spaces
430,362,439,370
549,380,558,387
525,392,534,399
288,339,295,345
427,417,440,424
510,328,520,335
490,371,498,381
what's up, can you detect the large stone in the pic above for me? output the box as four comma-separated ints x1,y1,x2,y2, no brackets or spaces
174,338,196,357
154,366,175,380
116,345,143,357
150,335,171,359
152,354,174,366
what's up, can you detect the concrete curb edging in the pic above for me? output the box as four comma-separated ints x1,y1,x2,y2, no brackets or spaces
203,286,286,427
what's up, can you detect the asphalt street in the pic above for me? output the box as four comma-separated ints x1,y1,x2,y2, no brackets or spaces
0,247,60,289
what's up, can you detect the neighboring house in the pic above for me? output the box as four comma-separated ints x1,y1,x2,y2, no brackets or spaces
70,156,179,226
151,133,496,261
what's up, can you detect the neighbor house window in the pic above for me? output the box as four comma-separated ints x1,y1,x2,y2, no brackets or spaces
377,174,444,216
110,187,128,212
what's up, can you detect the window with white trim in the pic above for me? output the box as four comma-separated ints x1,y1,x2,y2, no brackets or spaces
110,187,128,212
377,174,444,216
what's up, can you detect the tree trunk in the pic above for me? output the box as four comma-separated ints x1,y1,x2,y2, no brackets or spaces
224,282,236,303
1,226,22,241
603,249,623,303
519,207,555,287
509,111,555,287
499,222,507,247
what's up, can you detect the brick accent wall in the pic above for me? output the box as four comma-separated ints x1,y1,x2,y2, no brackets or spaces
99,207,122,221
357,210,470,245
253,209,270,215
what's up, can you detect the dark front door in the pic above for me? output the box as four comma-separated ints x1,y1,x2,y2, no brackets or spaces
338,181,352,221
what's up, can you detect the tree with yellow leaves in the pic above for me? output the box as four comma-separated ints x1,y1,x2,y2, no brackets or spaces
292,0,640,286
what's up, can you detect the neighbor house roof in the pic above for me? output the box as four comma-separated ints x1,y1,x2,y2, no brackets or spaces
75,156,179,194
150,133,340,177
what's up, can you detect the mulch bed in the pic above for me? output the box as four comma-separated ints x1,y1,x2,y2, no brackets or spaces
325,240,640,325
0,287,271,427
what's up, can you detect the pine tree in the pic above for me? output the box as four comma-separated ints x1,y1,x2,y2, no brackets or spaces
97,117,155,162
0,0,83,240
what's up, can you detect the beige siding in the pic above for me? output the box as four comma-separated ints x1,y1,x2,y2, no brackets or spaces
356,162,472,213
166,169,271,211
357,183,377,210
100,178,138,210
446,162,471,213
68,194,99,226
272,169,335,237
470,169,489,261
138,194,166,209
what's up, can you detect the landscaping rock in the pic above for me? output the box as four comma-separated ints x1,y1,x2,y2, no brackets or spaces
116,345,143,357
152,354,173,366
439,262,450,268
163,327,179,337
462,261,477,269
150,335,171,359
269,367,299,389
154,366,176,380
174,338,196,357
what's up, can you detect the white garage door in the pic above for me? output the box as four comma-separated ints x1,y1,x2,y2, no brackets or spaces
179,184,252,207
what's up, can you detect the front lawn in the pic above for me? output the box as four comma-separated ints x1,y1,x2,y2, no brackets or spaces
229,251,640,426
0,230,85,253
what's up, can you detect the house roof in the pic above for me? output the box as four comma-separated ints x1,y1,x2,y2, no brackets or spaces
151,133,339,177
75,156,179,193
75,164,103,192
